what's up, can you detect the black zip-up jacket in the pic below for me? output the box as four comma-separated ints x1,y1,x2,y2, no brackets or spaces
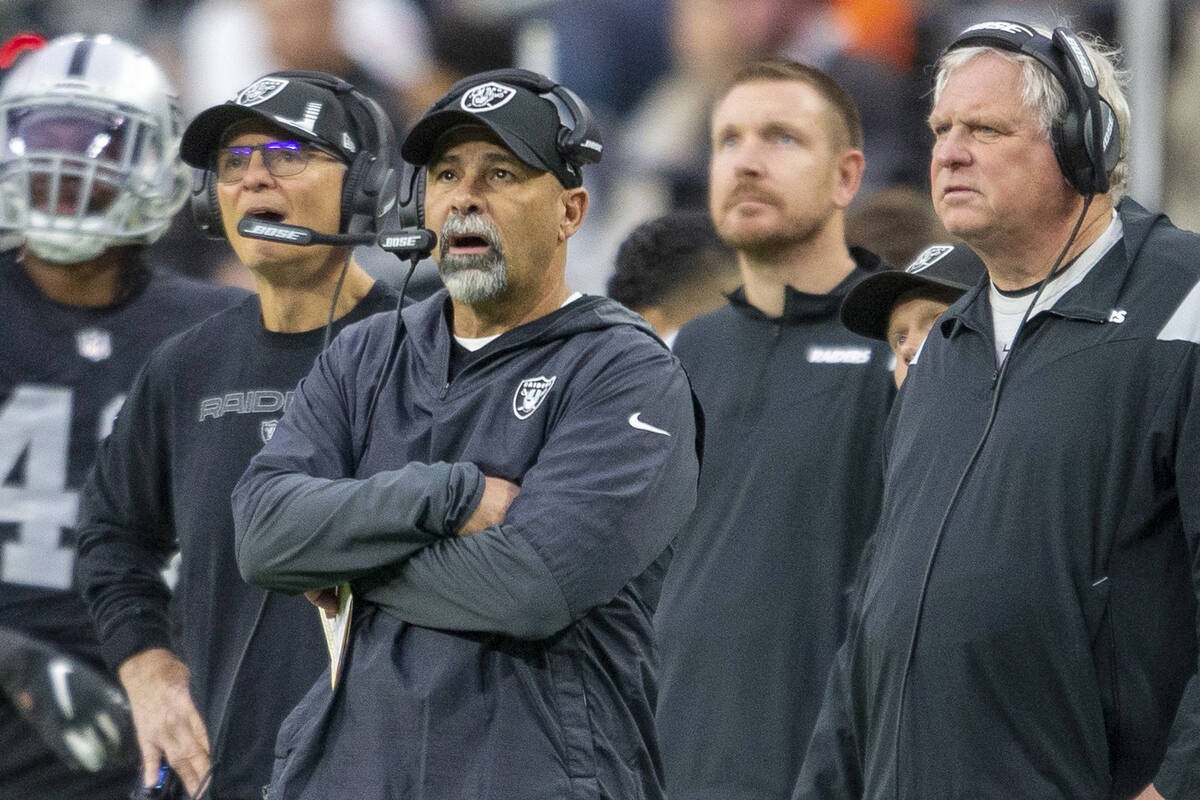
232,291,701,800
656,252,894,800
797,198,1200,800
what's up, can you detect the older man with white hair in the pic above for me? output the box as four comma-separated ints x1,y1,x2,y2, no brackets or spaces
796,20,1200,800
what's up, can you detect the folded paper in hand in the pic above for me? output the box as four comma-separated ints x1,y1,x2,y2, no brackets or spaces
318,583,353,690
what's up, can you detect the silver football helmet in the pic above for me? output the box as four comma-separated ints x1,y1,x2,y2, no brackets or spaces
0,34,189,262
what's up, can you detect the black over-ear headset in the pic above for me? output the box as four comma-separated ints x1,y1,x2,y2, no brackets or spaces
395,67,603,230
944,21,1121,196
191,70,398,239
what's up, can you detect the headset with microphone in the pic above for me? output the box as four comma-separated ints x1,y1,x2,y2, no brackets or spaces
186,75,434,800
190,70,436,262
361,69,602,435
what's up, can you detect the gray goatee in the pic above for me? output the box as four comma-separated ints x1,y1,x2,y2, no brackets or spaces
439,213,507,303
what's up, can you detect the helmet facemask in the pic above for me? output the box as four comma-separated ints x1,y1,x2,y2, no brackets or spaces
0,35,190,263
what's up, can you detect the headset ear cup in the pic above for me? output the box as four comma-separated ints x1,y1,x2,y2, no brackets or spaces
340,155,398,235
341,87,398,233
415,167,425,228
371,160,398,228
339,152,371,233
1051,113,1088,194
189,167,225,240
1093,99,1121,181
1053,90,1118,195
396,162,425,229
549,83,602,166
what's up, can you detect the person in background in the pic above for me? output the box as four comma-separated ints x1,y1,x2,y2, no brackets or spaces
0,34,243,798
654,58,894,800
839,242,985,386
845,184,949,272
75,70,399,799
797,21,1199,799
607,209,738,346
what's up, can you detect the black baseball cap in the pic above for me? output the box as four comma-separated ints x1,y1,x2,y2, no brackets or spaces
181,73,359,168
401,70,584,188
840,243,986,341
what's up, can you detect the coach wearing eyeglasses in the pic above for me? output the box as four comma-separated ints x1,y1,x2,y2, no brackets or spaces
75,71,398,800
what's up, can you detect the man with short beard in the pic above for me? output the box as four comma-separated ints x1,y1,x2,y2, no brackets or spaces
230,68,701,800
653,59,895,800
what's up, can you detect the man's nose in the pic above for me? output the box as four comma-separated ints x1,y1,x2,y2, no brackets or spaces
450,178,485,216
241,150,275,188
933,126,971,168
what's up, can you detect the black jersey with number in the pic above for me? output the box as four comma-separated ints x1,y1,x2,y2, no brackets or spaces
0,249,245,669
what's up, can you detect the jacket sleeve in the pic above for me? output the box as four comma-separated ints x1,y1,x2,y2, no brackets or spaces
356,342,700,639
792,537,873,800
793,639,863,800
74,359,177,672
232,331,485,594
1152,354,1200,798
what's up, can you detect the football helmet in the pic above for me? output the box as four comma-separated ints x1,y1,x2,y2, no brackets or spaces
0,34,189,262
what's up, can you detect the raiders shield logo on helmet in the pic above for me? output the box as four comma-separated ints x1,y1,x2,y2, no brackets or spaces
513,376,556,420
461,82,517,113
236,77,288,107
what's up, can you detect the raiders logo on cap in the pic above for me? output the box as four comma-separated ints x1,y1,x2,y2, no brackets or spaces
461,82,517,113
236,77,289,107
905,245,954,275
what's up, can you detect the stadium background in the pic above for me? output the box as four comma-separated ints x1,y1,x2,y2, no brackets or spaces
0,0,1184,291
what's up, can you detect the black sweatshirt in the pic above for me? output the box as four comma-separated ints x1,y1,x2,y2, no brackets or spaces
655,251,895,800
75,283,396,799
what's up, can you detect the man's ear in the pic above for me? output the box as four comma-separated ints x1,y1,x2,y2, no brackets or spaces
833,149,865,210
559,187,589,242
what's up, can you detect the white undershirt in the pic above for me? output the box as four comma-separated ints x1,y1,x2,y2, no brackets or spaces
989,213,1122,364
454,291,583,352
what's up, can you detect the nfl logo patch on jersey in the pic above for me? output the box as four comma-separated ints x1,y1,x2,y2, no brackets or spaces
513,375,556,420
76,328,112,362
260,418,278,443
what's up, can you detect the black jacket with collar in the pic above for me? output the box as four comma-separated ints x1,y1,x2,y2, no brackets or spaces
657,248,895,800
797,198,1200,799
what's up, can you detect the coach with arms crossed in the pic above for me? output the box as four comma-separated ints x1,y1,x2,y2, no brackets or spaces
232,68,700,800
796,21,1200,800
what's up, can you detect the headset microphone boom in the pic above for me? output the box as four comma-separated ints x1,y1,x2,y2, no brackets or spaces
235,216,436,261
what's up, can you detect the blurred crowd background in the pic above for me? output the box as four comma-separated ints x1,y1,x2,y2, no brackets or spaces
1,0,1190,292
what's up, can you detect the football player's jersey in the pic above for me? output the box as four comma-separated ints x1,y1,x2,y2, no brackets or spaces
0,249,244,668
